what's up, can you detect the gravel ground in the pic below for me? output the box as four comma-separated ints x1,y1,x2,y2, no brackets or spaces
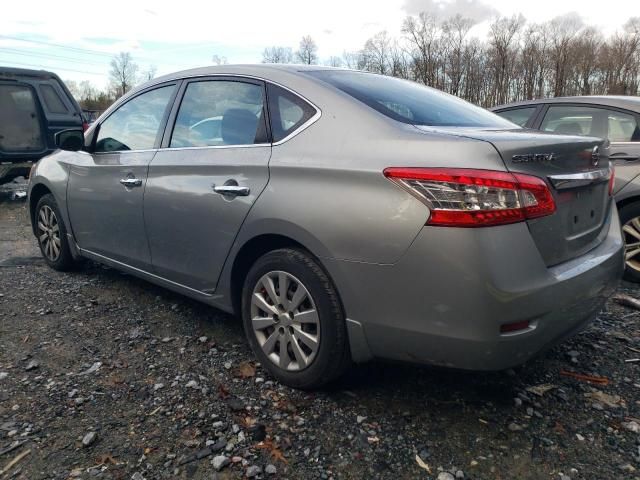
1,196,639,480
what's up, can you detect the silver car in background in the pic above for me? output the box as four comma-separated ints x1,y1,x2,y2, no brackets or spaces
28,65,623,389
492,96,640,280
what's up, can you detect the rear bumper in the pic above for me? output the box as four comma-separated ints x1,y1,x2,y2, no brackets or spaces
325,204,624,369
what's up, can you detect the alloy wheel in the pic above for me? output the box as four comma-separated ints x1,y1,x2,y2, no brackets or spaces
250,270,320,371
623,216,640,273
37,205,61,262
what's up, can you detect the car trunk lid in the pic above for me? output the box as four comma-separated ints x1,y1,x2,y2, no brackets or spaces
416,126,611,266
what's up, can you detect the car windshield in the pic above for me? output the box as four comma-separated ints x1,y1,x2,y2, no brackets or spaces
306,70,516,128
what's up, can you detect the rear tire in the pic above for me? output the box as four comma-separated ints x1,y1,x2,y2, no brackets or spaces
35,194,77,271
620,201,640,283
241,248,351,389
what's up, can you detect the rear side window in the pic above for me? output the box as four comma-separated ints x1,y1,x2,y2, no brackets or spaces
306,70,514,128
0,84,44,152
495,107,537,127
608,111,640,142
95,85,175,152
170,80,267,147
40,84,68,114
267,84,316,142
540,105,606,138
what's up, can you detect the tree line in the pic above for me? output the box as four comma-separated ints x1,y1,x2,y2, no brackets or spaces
66,11,640,112
264,13,640,107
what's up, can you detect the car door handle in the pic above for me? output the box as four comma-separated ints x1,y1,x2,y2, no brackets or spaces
213,185,250,196
119,178,143,187
611,153,640,162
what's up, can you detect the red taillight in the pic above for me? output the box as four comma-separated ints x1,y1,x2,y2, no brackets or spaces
82,121,89,132
383,168,556,227
608,166,615,196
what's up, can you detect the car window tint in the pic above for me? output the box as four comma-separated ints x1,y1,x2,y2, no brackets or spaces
0,84,44,152
40,84,68,114
306,70,514,128
170,80,266,148
95,85,175,152
540,105,607,138
608,111,640,142
495,107,536,127
267,84,316,142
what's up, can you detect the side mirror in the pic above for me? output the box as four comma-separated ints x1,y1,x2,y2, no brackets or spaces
55,129,84,151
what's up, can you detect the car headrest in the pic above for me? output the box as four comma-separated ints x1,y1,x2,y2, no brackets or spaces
553,122,583,135
221,109,258,145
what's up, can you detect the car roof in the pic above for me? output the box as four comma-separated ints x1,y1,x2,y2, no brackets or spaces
150,64,346,84
491,95,640,113
0,66,65,82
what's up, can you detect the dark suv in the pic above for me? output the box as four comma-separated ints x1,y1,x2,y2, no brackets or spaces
0,67,85,182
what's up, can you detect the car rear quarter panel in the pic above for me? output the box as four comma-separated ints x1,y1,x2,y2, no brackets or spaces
215,84,511,311
251,85,511,263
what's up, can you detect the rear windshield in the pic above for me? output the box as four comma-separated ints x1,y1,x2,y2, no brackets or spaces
306,70,515,128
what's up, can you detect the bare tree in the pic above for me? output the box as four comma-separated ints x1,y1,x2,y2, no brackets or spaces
442,14,474,95
548,13,583,96
79,80,97,101
143,65,158,82
362,31,392,74
487,14,525,105
262,46,293,63
327,56,343,67
64,80,81,100
389,40,411,79
402,12,440,86
296,36,318,65
109,52,139,98
572,27,602,95
211,55,228,65
342,51,365,69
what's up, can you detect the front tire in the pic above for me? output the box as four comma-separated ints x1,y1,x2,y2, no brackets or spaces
35,194,77,271
241,248,350,389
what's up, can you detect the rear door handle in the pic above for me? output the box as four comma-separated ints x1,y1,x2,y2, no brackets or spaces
119,178,143,187
611,153,640,162
213,185,250,196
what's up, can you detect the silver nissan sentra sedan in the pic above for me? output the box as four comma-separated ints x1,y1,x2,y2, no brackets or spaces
28,65,623,389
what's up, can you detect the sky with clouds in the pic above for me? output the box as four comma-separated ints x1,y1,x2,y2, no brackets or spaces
0,0,636,89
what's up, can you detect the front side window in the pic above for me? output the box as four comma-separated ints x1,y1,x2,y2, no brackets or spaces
267,84,316,142
306,70,514,128
170,80,266,148
540,105,606,138
95,85,175,152
495,107,537,127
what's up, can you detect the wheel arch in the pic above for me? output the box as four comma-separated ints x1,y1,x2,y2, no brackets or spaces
29,182,53,235
617,193,640,213
228,233,329,319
